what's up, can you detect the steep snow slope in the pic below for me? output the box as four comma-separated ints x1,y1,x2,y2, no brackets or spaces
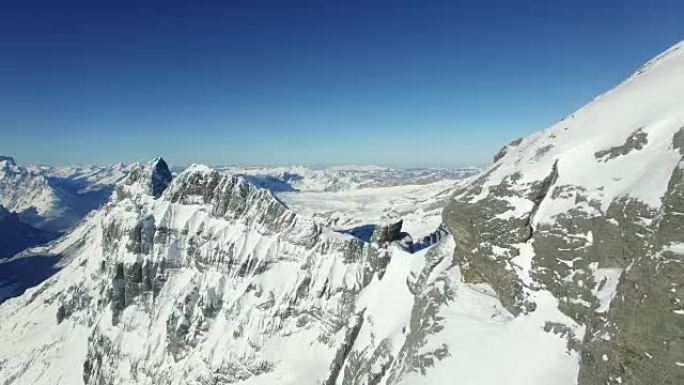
0,159,575,385
444,41,684,385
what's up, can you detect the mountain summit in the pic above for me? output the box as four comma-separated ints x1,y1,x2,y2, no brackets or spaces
116,157,173,199
444,40,684,384
0,156,16,167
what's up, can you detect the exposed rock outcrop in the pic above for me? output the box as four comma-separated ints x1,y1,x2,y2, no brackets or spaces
444,43,684,385
116,157,172,200
371,220,405,245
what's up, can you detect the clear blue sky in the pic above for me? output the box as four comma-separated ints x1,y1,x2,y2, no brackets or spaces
1,0,682,167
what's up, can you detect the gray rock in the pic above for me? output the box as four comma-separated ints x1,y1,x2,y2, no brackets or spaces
444,140,684,384
371,220,404,245
493,137,523,163
117,157,172,199
595,128,648,162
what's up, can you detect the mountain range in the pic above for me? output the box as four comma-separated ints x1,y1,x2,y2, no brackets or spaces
0,41,683,385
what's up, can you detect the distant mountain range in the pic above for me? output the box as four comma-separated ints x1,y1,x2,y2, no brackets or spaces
0,156,131,232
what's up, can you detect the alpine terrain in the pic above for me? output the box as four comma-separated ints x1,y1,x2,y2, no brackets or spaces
0,156,130,233
1,41,684,385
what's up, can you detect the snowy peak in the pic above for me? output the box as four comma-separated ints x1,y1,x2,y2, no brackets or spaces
0,157,63,229
164,164,322,246
117,157,173,199
444,41,684,385
147,157,173,197
487,39,684,212
0,157,134,232
168,164,277,210
629,40,684,79
0,155,16,168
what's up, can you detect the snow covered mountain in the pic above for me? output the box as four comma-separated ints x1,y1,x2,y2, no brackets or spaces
277,180,456,239
0,157,130,232
444,41,684,384
30,163,132,195
219,165,480,193
0,157,487,385
0,158,452,384
0,156,68,231
1,41,683,385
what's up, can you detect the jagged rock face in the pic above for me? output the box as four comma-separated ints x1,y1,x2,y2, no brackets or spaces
444,42,684,385
493,137,523,163
371,220,405,245
5,153,577,384
2,159,468,385
116,157,173,200
165,165,322,247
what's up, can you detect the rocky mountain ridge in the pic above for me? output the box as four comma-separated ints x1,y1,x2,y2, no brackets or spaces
0,158,463,385
444,40,684,385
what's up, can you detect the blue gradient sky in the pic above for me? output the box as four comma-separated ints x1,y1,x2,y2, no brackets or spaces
1,0,683,167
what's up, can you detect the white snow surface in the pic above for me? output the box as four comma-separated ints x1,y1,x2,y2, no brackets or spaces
29,163,132,193
0,162,576,385
277,179,456,239
0,158,132,231
2,40,684,385
217,165,479,193
0,157,64,222
476,41,684,223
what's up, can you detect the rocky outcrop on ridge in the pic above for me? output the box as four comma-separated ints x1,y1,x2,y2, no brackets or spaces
444,41,684,385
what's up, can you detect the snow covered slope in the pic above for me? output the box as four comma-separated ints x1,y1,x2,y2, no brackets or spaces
0,158,573,385
1,41,683,385
278,180,455,240
0,156,67,230
30,163,131,194
219,165,479,193
444,41,684,385
0,157,130,232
